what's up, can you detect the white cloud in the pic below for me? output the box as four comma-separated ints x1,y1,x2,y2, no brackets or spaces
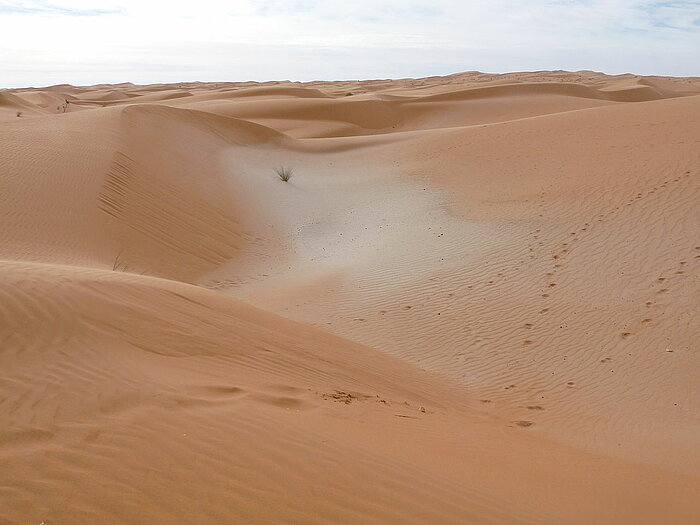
1,0,698,86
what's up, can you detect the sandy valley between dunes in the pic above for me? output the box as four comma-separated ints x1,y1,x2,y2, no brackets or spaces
1,70,699,524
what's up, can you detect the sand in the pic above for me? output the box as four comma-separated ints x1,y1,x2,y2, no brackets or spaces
1,70,699,524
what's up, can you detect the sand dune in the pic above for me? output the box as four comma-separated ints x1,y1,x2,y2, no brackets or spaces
1,70,699,524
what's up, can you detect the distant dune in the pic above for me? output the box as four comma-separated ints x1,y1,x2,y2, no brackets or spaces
1,70,699,524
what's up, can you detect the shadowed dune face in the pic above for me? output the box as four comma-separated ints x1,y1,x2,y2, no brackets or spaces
1,71,699,524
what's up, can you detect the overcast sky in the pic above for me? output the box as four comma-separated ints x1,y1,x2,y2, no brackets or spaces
1,0,698,87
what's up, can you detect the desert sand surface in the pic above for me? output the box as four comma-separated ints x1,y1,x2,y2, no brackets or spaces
1,70,699,524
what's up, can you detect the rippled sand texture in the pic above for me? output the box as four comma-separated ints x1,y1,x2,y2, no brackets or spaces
1,70,699,524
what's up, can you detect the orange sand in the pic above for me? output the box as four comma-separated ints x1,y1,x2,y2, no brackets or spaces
1,70,699,524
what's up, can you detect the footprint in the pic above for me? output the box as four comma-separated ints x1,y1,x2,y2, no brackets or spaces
265,385,305,395
255,394,313,410
320,390,369,405
189,385,246,399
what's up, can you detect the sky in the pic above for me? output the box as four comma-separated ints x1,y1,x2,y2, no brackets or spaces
1,0,699,87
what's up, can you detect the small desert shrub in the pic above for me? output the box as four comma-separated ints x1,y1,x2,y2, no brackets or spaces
274,166,293,182
112,251,128,272
16,111,22,117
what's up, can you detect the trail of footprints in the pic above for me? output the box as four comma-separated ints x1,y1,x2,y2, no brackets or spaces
178,384,432,419
350,170,695,426
466,169,695,424
527,169,695,345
